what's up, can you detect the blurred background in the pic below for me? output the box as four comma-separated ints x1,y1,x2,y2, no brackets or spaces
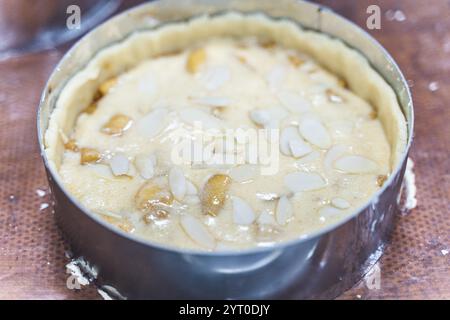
0,0,448,299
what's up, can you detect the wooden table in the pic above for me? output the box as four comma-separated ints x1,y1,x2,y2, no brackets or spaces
0,0,448,299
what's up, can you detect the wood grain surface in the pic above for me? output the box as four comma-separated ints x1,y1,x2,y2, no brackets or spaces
0,0,448,300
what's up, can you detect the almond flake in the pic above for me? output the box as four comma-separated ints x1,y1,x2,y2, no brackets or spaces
232,196,256,225
186,48,207,73
319,206,342,217
191,96,231,108
249,109,271,126
299,118,332,149
324,145,350,172
169,167,187,201
277,91,311,114
134,154,156,180
295,150,321,166
109,153,129,176
101,114,132,136
202,66,230,91
137,109,168,138
334,155,378,174
186,180,198,196
36,189,46,198
180,215,215,249
201,174,231,216
331,198,350,209
284,172,326,192
185,196,201,205
289,139,312,158
275,196,293,225
229,165,258,183
280,127,302,156
179,108,223,129
266,65,287,89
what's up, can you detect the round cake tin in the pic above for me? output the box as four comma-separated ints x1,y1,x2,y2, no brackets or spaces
37,0,414,299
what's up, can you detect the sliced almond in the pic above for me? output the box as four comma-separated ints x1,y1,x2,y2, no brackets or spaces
89,163,113,179
232,196,256,225
326,88,344,103
190,96,231,108
275,196,293,225
284,172,327,192
319,206,342,217
64,139,78,152
99,77,118,95
334,155,378,174
186,180,198,196
186,48,207,73
201,174,231,216
137,109,168,138
260,107,289,129
202,66,231,91
295,150,321,166
185,196,201,205
280,127,302,156
289,139,312,158
135,178,173,213
180,215,215,249
299,118,332,149
229,165,258,183
277,91,311,114
266,65,286,89
249,109,271,126
134,154,156,180
169,167,187,201
324,145,350,172
109,153,129,176
80,148,101,165
179,108,223,129
101,114,132,136
288,54,305,67
331,198,350,209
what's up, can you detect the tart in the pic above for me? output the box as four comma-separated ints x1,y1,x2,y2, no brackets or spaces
45,13,407,251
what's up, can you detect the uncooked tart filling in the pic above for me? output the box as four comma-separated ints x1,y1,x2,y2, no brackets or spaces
45,13,407,251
